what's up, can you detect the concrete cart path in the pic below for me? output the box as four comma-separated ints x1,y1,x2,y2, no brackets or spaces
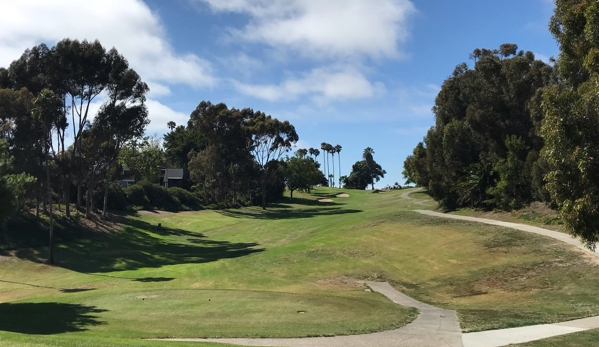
462,316,599,347
154,281,464,347
413,209,599,346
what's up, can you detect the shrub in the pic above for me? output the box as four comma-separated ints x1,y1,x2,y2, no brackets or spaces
126,184,150,207
105,183,130,211
132,180,182,212
169,187,202,211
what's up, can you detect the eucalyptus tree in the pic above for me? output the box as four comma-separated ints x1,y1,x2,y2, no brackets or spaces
247,111,298,209
187,101,251,205
404,44,552,209
32,89,62,264
541,0,599,249
93,55,149,217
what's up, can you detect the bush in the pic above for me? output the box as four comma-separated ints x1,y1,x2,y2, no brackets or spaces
169,187,202,211
126,184,150,207
128,180,182,212
105,183,130,211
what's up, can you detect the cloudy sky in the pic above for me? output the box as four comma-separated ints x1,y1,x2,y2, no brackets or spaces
0,0,558,187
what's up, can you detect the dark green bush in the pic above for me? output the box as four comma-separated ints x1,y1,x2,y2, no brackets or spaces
126,184,150,207
104,183,130,211
131,180,182,212
169,187,202,211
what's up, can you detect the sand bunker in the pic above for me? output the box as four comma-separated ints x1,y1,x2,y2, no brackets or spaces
336,193,350,198
318,199,334,203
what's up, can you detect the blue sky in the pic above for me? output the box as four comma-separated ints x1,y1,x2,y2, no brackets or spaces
0,0,558,188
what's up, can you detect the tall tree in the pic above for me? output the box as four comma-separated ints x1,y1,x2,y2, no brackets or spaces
32,88,62,264
247,112,298,209
320,142,329,182
541,0,599,249
335,144,342,183
362,147,377,189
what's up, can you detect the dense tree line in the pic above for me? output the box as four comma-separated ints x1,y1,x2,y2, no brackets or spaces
403,1,599,248
0,40,312,264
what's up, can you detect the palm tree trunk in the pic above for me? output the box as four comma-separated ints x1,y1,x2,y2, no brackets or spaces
331,154,335,188
338,154,341,185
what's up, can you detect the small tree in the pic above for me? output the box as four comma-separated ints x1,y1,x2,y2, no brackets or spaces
283,152,323,198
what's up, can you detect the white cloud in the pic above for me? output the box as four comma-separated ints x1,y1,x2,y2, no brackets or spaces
144,99,190,134
198,0,416,60
234,66,384,102
0,0,215,90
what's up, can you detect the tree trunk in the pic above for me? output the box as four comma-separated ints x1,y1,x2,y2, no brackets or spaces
64,184,70,218
85,185,92,218
77,182,82,211
338,154,341,186
261,179,267,210
331,155,335,188
42,183,47,214
44,132,54,265
102,181,109,218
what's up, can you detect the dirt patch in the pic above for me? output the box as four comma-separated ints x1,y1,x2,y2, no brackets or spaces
336,194,350,198
136,294,160,299
314,276,365,288
318,199,334,203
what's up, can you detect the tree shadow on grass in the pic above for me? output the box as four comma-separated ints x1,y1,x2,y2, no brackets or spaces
2,218,264,274
218,206,362,220
0,302,106,334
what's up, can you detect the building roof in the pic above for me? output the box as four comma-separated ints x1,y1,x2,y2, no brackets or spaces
164,168,184,180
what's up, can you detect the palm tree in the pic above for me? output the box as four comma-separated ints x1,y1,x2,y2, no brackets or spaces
320,142,329,182
330,146,336,188
363,147,376,190
335,144,342,184
297,148,308,158
167,121,176,132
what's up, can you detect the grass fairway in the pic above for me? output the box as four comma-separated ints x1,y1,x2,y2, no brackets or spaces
1,188,599,345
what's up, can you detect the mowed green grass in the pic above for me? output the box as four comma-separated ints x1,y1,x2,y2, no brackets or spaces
1,188,599,346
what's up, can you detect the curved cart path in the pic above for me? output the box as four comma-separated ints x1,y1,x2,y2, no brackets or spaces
413,209,599,346
154,281,463,347
414,210,599,260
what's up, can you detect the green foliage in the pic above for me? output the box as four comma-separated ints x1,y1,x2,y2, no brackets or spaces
119,137,165,183
405,44,553,210
489,136,531,210
136,180,182,212
283,152,324,198
0,138,36,223
343,159,385,190
125,184,150,208
102,183,130,211
168,187,202,211
541,0,599,249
